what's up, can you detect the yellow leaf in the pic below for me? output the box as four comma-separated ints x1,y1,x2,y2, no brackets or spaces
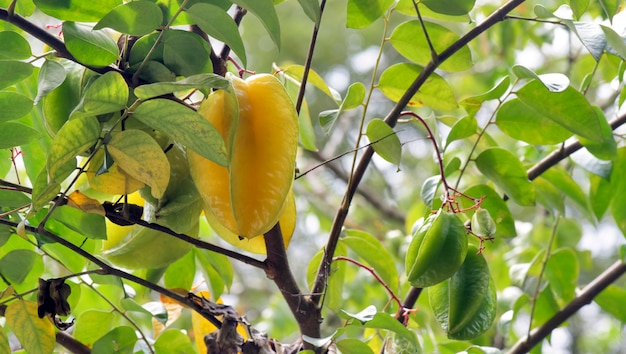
66,190,105,215
107,129,170,199
5,300,55,354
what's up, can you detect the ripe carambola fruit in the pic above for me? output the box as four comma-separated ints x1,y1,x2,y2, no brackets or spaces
189,73,299,239
428,245,497,340
204,189,296,254
405,210,468,287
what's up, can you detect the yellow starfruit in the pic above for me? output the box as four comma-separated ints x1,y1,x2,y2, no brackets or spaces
189,73,299,240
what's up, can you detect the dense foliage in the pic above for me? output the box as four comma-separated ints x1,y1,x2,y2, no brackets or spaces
1,0,626,353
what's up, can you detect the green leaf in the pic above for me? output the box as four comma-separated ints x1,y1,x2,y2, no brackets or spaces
107,129,170,199
187,3,247,67
342,82,366,109
0,31,31,59
595,285,626,322
366,118,401,166
346,0,394,28
34,0,122,22
134,74,229,100
95,1,162,36
378,63,457,111
516,80,602,142
420,175,440,207
74,310,116,346
232,0,281,49
545,248,578,303
47,116,100,182
297,0,321,24
5,301,55,354
565,22,605,62
34,59,67,105
534,178,565,214
336,338,375,354
572,150,612,179
132,99,227,166
195,248,234,299
42,60,86,136
390,20,472,72
569,0,590,19
446,116,477,147
541,167,593,221
0,250,39,284
155,330,195,354
610,148,626,236
51,205,106,240
0,92,33,122
164,250,195,290
73,71,128,118
512,65,570,92
422,0,475,15
601,25,626,60
343,229,399,292
495,99,572,145
284,65,341,104
0,189,30,209
475,148,535,206
0,60,33,90
599,0,619,19
589,173,612,220
319,82,365,134
461,76,510,115
341,305,377,323
351,310,419,347
31,168,61,211
0,122,40,149
92,326,137,354
62,22,119,67
578,107,617,160
163,30,213,76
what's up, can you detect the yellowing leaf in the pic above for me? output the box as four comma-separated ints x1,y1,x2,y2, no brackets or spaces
66,190,105,215
5,300,55,354
107,129,170,199
0,326,10,354
47,116,100,182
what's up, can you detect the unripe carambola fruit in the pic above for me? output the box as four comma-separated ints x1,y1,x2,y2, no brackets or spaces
428,245,497,340
405,210,468,287
102,145,203,269
188,73,299,239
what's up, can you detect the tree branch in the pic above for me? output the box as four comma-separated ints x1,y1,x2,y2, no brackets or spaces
311,0,527,305
0,218,223,328
527,111,626,180
0,8,122,76
263,223,320,350
508,260,626,354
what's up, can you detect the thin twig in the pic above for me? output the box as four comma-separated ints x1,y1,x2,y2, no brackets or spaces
333,256,403,309
295,0,326,114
